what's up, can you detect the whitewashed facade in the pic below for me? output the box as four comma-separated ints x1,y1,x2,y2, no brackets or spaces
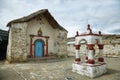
6,9,68,62
72,24,107,78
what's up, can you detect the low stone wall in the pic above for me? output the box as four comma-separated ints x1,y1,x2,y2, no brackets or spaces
67,44,120,57
104,44,120,57
67,35,120,58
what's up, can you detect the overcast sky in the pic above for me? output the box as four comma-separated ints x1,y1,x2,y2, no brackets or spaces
0,0,120,37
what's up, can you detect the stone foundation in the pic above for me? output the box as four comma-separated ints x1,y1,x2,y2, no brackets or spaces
72,62,107,78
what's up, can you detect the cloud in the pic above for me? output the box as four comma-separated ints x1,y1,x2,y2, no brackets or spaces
110,29,120,34
0,0,120,37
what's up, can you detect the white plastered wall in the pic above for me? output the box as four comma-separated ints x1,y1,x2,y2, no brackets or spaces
75,35,102,45
6,28,12,61
26,16,56,56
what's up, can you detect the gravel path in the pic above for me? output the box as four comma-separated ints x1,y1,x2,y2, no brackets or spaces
0,57,120,80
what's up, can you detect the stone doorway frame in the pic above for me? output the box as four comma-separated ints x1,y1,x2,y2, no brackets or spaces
29,34,49,58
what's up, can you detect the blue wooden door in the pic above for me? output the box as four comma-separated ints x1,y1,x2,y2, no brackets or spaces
35,40,44,57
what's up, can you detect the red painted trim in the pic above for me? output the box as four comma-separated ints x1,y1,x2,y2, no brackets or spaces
75,33,102,37
29,34,49,58
85,56,88,60
45,37,49,56
75,45,80,50
98,44,104,49
30,34,49,38
75,58,81,62
87,44,94,50
30,37,33,58
33,44,35,58
86,59,95,64
98,57,104,62
75,31,79,37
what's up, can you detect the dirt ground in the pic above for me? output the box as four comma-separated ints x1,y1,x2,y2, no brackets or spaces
0,57,120,80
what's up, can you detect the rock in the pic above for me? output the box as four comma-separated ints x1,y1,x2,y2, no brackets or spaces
65,77,72,80
30,75,36,80
4,60,11,64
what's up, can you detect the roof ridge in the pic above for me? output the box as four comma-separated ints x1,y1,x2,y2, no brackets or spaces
6,9,67,32
7,9,48,27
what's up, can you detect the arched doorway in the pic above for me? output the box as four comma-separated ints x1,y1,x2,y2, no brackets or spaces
35,39,44,57
79,39,88,55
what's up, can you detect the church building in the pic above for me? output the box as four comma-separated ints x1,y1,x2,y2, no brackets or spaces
6,9,68,62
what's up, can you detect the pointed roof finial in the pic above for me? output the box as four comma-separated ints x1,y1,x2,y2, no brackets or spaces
75,31,79,37
87,24,93,34
87,24,90,30
99,31,102,36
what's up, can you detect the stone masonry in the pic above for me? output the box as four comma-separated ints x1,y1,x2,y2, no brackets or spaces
55,29,67,57
67,35,120,57
7,23,27,62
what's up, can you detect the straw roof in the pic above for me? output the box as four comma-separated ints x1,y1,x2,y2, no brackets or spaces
7,9,67,32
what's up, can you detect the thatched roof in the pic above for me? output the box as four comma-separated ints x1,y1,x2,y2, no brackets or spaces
7,9,67,32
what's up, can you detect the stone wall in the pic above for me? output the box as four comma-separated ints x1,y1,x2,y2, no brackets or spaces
7,23,27,62
67,44,120,57
67,35,120,57
7,16,68,62
54,29,68,57
104,44,120,57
